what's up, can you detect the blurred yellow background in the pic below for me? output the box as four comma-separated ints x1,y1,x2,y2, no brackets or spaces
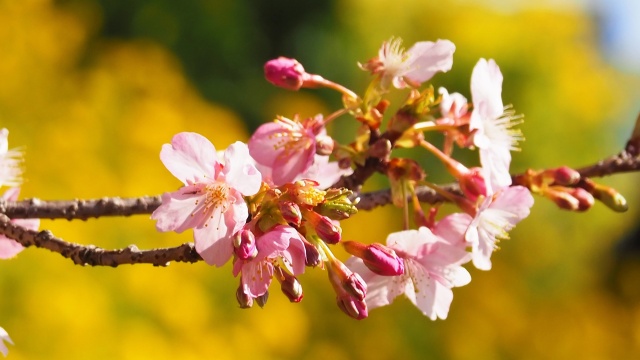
1,0,640,359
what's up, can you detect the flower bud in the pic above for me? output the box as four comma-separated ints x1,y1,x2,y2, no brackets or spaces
264,57,308,90
579,178,628,212
545,187,580,211
336,295,368,320
567,187,594,211
327,258,367,301
279,201,302,227
547,166,581,186
236,286,253,309
305,211,342,244
315,134,335,156
301,238,322,267
275,266,304,303
458,167,487,202
233,229,258,260
343,241,405,276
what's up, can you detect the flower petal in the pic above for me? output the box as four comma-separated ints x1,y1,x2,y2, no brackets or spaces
222,141,262,195
160,132,218,185
404,39,455,83
151,186,206,233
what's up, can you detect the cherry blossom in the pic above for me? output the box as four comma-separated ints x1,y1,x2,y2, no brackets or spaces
347,225,471,320
151,132,262,267
469,58,523,193
455,186,534,270
0,326,12,357
361,38,455,90
233,225,306,298
0,188,39,259
249,115,325,185
0,128,23,188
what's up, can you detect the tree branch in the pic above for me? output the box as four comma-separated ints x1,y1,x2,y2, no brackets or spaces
0,214,202,267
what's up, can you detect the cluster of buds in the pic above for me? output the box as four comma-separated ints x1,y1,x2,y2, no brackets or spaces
514,166,627,212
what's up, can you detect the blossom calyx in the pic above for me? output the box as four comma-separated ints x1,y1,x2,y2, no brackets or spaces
264,57,310,90
342,241,404,276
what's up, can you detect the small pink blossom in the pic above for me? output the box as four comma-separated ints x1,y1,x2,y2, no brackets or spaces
0,188,39,259
0,326,12,357
361,38,455,90
249,115,325,185
347,225,471,320
233,225,306,298
449,186,534,270
151,132,262,267
0,128,23,188
439,87,468,123
469,59,523,193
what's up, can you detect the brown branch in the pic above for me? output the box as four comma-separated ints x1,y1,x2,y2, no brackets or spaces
0,196,162,220
0,214,202,267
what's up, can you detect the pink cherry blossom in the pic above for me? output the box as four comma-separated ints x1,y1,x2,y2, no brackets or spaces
469,58,523,193
233,225,306,298
347,225,471,320
151,132,262,267
448,185,534,270
0,326,12,357
0,128,23,188
249,115,326,185
0,188,39,259
362,38,455,90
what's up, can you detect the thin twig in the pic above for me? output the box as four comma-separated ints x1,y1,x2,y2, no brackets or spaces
0,214,202,267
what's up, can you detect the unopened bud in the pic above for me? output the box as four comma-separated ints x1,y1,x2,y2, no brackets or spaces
301,238,322,267
545,187,580,211
547,166,581,186
368,138,392,159
233,229,258,260
315,135,335,156
567,187,594,211
343,241,405,276
236,286,253,309
585,181,628,213
279,201,302,227
336,295,368,320
306,211,342,244
264,57,308,90
255,291,269,308
275,266,304,303
458,167,487,202
328,258,367,301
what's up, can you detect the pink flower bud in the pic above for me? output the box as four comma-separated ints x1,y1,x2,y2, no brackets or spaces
233,229,258,260
545,166,581,186
275,267,304,303
336,295,368,320
545,187,580,211
568,187,594,211
328,258,367,301
343,241,405,276
316,217,342,244
301,238,322,267
279,201,302,227
264,57,308,90
458,167,487,202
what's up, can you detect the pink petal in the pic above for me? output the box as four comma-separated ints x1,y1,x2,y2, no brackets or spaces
151,186,206,233
222,142,262,196
160,132,219,185
404,39,455,84
0,237,24,259
194,218,234,267
471,58,504,121
1,187,19,201
241,260,274,297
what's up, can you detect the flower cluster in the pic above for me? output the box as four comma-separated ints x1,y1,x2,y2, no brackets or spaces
150,37,540,320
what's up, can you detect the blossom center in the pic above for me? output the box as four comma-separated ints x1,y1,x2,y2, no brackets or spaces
202,183,231,213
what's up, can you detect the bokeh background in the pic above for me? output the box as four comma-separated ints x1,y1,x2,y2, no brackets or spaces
1,0,640,359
